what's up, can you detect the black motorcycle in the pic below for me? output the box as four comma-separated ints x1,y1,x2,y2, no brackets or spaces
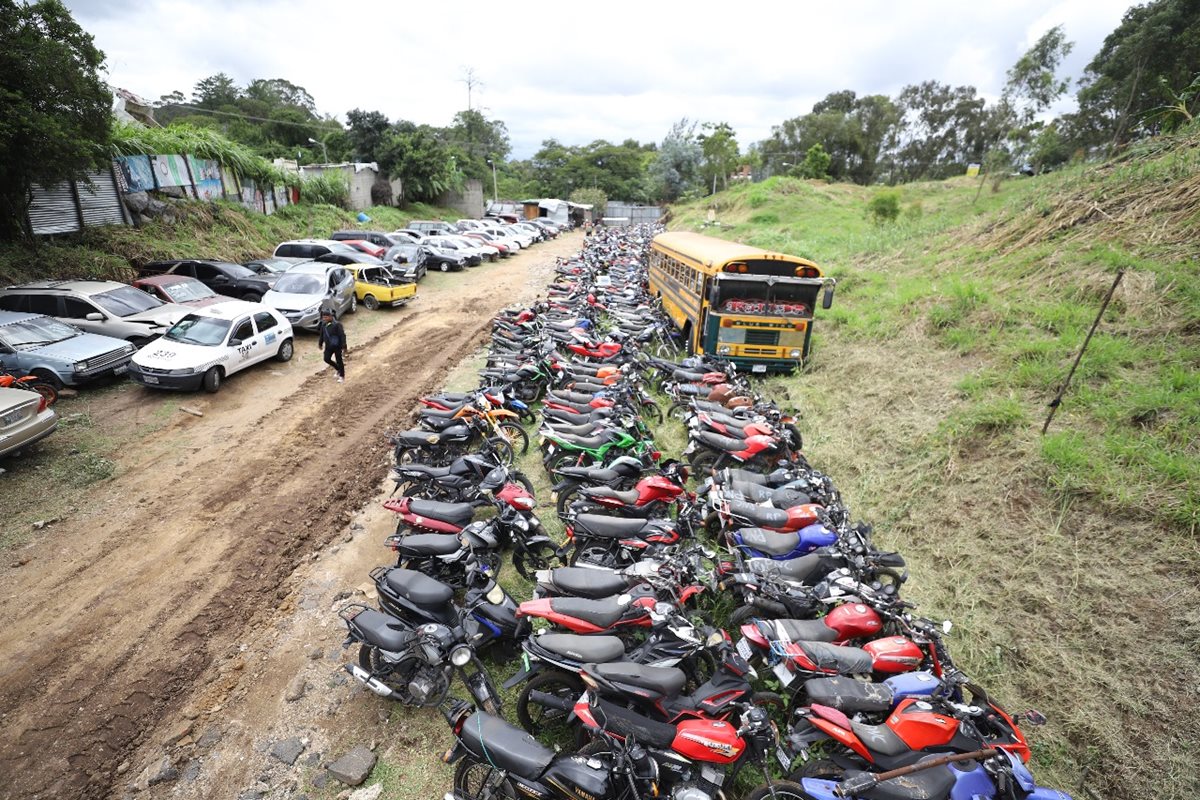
339,604,501,715
392,452,534,503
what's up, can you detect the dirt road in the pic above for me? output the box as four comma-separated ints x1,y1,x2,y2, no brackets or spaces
0,236,575,799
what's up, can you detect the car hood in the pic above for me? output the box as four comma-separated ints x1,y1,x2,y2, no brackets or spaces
133,338,229,370
262,291,323,312
124,305,187,328
28,333,133,361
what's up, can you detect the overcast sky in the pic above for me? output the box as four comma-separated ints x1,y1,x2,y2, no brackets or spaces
68,0,1138,159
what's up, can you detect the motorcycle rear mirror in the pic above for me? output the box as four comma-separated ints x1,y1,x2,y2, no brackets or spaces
1018,709,1047,726
942,620,953,634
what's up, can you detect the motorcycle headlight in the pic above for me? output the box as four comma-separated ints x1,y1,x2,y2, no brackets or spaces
485,584,506,604
449,644,473,667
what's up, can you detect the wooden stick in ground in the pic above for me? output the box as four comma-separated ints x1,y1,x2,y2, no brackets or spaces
835,748,999,796
1041,269,1125,436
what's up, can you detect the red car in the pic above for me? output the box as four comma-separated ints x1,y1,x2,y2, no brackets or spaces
463,231,511,257
132,275,225,308
341,240,387,259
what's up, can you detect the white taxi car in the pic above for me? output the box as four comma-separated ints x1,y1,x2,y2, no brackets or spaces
127,301,294,393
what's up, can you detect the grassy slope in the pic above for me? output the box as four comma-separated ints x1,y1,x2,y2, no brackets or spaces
0,200,458,285
670,130,1200,800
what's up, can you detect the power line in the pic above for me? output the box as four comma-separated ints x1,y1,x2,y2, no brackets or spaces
159,103,341,130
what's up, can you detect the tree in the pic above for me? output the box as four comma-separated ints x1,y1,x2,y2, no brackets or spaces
377,123,455,203
0,0,112,240
192,72,239,109
760,91,899,185
892,81,988,181
346,109,391,163
1075,0,1200,148
568,187,606,218
697,122,739,194
446,109,510,179
797,143,832,179
648,118,703,202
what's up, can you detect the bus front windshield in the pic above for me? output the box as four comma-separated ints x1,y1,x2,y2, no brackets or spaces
713,277,817,317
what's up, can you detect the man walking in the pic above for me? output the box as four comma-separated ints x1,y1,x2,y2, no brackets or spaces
317,309,346,383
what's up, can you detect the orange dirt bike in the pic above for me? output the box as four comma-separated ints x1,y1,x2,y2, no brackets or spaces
0,372,58,406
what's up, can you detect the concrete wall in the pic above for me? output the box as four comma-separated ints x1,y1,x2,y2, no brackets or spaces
298,164,380,211
437,179,485,219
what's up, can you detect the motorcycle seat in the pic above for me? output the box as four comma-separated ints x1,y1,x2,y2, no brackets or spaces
844,756,956,800
543,420,602,437
419,405,463,420
548,389,598,404
545,567,631,598
696,431,746,453
551,432,612,449
672,369,707,382
554,465,622,483
535,632,626,663
428,392,472,403
737,527,799,556
394,463,454,481
395,533,461,556
581,487,640,506
408,499,475,525
350,607,414,652
382,567,455,606
748,553,823,583
544,408,612,426
459,711,555,780
592,662,687,697
775,618,837,644
394,426,469,447
588,697,677,748
549,595,632,628
795,641,875,675
573,514,653,539
728,501,789,530
728,483,775,503
803,676,894,713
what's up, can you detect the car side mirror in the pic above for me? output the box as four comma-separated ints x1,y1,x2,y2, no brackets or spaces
86,312,104,321
822,283,835,310
229,338,242,347
212,275,229,283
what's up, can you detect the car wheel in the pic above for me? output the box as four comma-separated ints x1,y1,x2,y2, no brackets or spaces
202,366,222,393
440,262,450,272
29,368,63,391
363,294,380,310
241,293,262,302
275,338,294,362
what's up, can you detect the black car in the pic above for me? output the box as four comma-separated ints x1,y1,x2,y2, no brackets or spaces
243,257,297,276
141,260,279,302
383,243,429,281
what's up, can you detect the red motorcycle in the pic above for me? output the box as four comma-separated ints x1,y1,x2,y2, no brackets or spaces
566,460,690,519
684,429,786,472
515,593,661,635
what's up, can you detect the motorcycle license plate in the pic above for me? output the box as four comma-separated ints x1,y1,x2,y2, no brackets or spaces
550,491,558,502
736,637,753,661
772,662,795,687
776,743,793,771
752,364,767,373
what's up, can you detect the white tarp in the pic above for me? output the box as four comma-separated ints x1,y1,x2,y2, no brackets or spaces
537,198,569,225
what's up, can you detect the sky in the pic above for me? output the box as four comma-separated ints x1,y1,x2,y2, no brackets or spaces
67,0,1139,159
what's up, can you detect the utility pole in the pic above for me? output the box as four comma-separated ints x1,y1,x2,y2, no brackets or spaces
486,158,498,206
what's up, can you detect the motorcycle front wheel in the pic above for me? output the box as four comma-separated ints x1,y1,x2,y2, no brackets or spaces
453,758,518,800
744,780,817,800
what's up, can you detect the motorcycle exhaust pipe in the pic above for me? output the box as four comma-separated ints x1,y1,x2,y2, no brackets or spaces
344,664,396,698
528,689,576,712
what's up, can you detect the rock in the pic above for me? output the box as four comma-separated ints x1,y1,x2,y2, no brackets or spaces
145,197,169,216
124,191,150,213
285,675,307,702
197,728,222,748
164,720,193,746
136,756,178,789
333,590,352,601
326,746,376,787
302,752,322,767
307,646,323,661
180,406,204,417
32,520,47,530
181,707,200,720
330,546,341,555
342,534,353,544
349,785,384,800
269,737,306,766
350,523,365,531
57,388,78,398
311,771,329,790
182,761,201,783
11,557,30,568
238,791,265,800
116,761,129,775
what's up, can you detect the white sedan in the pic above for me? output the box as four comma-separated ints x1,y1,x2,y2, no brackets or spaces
127,301,294,393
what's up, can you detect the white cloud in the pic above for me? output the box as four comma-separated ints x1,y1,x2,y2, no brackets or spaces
69,0,1139,158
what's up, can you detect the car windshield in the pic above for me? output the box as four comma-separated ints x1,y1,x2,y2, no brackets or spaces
273,274,323,295
218,262,256,278
0,316,81,348
93,286,164,317
164,315,231,346
163,281,218,303
385,245,418,262
248,258,292,274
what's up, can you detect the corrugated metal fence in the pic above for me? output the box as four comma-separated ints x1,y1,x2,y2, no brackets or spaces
604,202,662,226
28,156,290,236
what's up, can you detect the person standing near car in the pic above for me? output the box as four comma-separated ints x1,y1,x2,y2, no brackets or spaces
317,309,346,383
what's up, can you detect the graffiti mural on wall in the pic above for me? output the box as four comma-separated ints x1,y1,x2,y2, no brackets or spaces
189,157,224,201
151,154,190,188
115,156,156,193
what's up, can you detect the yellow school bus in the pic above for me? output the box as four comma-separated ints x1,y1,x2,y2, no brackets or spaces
648,231,835,373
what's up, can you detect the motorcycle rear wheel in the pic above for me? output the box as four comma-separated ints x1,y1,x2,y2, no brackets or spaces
453,759,518,800
516,671,583,746
514,541,560,581
497,421,530,456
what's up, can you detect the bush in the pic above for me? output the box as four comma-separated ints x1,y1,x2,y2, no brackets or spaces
867,191,901,223
298,172,350,209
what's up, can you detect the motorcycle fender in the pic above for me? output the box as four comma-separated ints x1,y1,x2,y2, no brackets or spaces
797,779,840,800
501,658,542,689
441,740,469,765
550,479,576,493
678,584,705,604
808,716,873,761
519,534,555,553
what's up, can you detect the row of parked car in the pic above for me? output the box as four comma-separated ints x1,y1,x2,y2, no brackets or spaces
0,214,567,456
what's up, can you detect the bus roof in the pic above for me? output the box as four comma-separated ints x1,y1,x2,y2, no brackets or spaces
652,231,821,275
